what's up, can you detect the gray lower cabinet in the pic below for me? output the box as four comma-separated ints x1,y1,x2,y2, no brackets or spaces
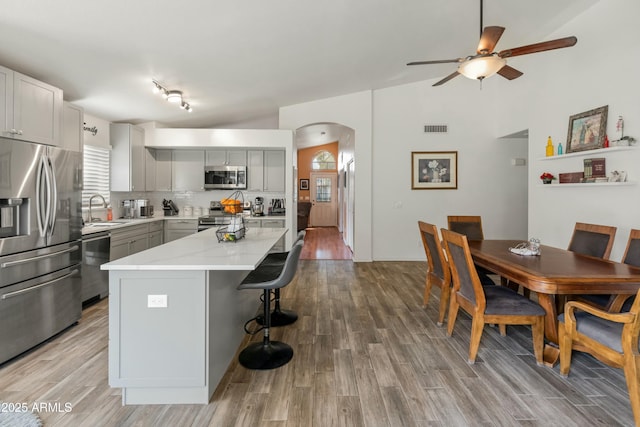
245,217,285,252
148,221,164,248
165,219,198,243
110,224,150,261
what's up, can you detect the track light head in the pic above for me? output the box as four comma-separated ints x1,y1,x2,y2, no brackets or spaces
166,90,182,103
152,80,191,112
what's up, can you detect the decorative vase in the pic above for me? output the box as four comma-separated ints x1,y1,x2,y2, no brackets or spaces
542,179,552,184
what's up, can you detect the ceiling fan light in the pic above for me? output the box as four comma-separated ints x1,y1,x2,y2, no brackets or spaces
458,55,506,80
166,90,182,103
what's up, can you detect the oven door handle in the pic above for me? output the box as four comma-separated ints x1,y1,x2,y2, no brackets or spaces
1,245,80,268
1,269,79,300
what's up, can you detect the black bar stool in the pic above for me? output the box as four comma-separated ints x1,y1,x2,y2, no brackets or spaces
237,240,304,370
255,230,306,327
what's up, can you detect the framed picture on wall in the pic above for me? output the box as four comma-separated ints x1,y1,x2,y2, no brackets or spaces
299,179,309,190
411,151,458,190
566,105,608,153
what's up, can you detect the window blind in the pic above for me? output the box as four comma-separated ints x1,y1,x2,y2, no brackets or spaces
82,145,110,207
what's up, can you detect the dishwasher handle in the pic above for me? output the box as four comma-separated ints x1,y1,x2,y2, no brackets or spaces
82,233,110,244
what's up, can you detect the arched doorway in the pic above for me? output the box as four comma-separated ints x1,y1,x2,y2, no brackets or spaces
295,123,354,259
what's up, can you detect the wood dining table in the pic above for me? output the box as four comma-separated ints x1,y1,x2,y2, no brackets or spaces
468,239,640,366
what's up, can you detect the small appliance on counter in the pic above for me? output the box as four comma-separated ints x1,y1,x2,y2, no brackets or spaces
242,201,252,215
162,199,179,216
270,198,286,215
183,205,193,217
252,197,264,216
122,199,136,219
136,199,154,218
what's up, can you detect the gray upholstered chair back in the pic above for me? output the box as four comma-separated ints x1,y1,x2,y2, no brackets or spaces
624,232,640,267
567,222,616,260
423,229,445,281
569,230,613,258
446,237,478,305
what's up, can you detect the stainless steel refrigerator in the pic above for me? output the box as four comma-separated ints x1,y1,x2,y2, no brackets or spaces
0,137,83,365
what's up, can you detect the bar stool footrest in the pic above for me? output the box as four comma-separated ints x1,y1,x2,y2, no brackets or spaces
256,309,298,327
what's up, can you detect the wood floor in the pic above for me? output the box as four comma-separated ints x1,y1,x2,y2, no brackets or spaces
0,260,636,426
300,227,352,260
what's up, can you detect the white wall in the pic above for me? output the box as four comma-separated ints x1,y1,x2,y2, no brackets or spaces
83,113,110,148
280,91,373,262
493,0,640,262
372,80,528,260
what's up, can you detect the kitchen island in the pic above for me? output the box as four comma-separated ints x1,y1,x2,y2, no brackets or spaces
101,227,288,405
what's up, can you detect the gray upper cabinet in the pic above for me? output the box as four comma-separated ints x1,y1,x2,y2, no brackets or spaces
264,150,286,192
247,149,285,192
154,150,173,191
145,148,157,191
247,150,264,191
110,124,145,191
62,102,83,152
0,65,63,146
205,149,247,166
172,150,204,191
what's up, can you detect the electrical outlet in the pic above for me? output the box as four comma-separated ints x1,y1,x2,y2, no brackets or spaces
147,294,168,308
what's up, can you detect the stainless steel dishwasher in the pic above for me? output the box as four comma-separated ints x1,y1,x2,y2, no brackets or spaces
81,231,110,306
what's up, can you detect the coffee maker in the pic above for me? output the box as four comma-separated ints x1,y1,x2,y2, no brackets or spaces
252,197,264,216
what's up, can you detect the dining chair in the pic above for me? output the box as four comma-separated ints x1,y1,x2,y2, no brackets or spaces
447,215,498,287
418,221,451,326
579,229,640,312
441,228,545,364
567,222,617,260
558,287,640,426
447,215,484,241
567,222,617,311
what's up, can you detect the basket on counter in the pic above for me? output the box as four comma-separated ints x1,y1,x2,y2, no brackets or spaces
217,191,245,242
216,224,245,242
220,191,244,214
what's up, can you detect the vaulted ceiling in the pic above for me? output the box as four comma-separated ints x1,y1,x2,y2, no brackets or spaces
0,0,598,130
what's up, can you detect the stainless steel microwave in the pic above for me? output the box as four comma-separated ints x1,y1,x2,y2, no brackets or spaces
204,165,247,190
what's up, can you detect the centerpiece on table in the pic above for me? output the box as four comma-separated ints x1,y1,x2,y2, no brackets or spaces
540,172,555,184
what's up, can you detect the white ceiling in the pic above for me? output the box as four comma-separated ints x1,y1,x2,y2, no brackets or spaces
0,0,598,131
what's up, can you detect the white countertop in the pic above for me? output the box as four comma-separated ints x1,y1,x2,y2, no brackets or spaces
82,214,286,235
101,227,287,271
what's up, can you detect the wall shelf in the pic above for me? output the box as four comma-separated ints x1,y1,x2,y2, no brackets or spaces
538,145,635,161
538,181,636,188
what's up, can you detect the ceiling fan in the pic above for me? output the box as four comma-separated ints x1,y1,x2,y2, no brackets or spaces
407,0,577,86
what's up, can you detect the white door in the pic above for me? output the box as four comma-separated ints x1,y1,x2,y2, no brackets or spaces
309,172,338,227
346,160,355,250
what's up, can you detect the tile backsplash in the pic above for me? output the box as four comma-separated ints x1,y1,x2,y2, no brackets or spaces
110,190,286,218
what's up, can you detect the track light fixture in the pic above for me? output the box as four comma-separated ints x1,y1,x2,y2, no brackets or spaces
152,80,193,112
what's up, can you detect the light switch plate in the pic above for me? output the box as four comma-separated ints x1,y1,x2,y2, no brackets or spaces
148,294,168,308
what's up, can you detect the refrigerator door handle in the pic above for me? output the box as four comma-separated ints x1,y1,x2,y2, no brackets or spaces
47,156,57,235
36,155,47,238
1,269,79,300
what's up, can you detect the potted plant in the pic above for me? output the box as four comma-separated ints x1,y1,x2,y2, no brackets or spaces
540,172,555,184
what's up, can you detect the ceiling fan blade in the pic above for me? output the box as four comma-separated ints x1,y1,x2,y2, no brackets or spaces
497,65,523,80
498,36,577,58
432,71,460,87
407,58,462,66
477,26,505,54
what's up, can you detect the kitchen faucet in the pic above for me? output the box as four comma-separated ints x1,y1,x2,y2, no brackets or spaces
88,194,107,223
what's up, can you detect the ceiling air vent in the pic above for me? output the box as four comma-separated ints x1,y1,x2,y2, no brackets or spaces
424,124,448,133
